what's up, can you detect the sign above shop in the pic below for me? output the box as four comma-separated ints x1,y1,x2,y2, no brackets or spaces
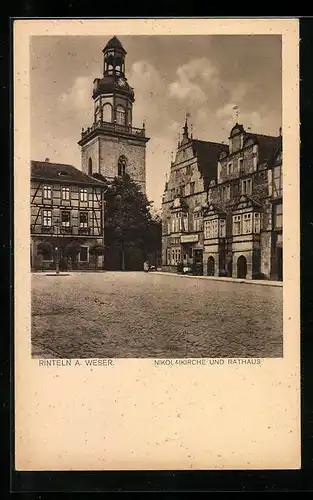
181,234,199,243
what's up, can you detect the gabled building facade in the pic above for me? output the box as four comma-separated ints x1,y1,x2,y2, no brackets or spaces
203,124,282,279
78,36,150,193
161,120,227,272
30,159,105,271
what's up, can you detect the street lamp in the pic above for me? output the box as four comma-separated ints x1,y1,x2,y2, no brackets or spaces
55,218,60,275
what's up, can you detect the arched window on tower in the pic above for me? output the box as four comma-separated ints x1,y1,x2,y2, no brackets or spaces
118,156,127,177
88,158,92,176
102,103,112,123
116,105,126,126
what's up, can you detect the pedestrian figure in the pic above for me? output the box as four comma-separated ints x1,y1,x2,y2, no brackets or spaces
143,261,149,272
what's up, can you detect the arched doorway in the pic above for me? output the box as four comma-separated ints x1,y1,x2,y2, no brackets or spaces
237,255,247,279
207,256,215,276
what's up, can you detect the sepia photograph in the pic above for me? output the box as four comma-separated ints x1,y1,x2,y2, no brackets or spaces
30,33,283,359
13,18,300,473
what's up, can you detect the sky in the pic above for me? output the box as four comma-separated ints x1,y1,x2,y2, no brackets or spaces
30,35,282,210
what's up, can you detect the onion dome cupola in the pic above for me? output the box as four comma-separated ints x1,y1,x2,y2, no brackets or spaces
92,36,135,105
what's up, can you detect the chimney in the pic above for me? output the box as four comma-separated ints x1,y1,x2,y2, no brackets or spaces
279,127,282,136
45,157,50,162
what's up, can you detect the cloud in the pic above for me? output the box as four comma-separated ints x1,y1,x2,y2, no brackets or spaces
59,76,91,109
168,58,220,105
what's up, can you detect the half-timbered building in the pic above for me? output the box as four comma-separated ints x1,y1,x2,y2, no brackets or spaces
30,159,105,270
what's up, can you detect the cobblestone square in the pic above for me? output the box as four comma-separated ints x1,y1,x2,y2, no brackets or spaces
31,272,283,359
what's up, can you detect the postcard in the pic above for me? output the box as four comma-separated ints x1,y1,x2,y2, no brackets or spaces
14,18,300,471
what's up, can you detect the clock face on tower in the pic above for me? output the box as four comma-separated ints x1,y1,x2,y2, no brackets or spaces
117,77,127,87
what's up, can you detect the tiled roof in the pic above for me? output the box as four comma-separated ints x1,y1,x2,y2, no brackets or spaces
192,139,229,189
31,160,105,187
246,133,281,166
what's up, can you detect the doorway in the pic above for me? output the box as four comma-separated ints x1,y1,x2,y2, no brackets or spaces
207,256,215,276
237,255,247,279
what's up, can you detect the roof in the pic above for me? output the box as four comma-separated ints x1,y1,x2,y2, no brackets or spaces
192,139,229,189
103,36,126,53
246,133,281,166
31,160,105,187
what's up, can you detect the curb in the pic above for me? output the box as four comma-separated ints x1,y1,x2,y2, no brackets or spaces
153,271,283,288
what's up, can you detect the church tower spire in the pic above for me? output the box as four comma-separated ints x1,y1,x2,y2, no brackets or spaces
78,36,150,193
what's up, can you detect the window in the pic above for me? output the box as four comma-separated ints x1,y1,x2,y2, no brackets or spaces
239,158,244,173
232,135,241,153
274,203,283,230
193,213,202,232
254,212,261,233
118,156,127,176
204,219,218,239
232,182,240,197
233,215,242,235
42,209,52,226
221,185,230,200
88,158,92,176
273,165,282,197
167,217,171,234
227,162,233,175
102,103,112,122
43,185,52,199
242,178,252,195
219,219,226,238
183,213,188,232
80,188,88,202
79,246,89,262
79,212,88,227
61,186,70,200
116,105,126,125
242,213,253,234
190,182,195,195
61,211,70,227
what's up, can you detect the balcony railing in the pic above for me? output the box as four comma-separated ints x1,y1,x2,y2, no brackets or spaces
81,120,145,139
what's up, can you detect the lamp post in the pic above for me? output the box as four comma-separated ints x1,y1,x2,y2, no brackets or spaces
55,218,60,275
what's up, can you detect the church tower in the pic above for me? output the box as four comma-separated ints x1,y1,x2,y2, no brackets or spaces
78,36,150,193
